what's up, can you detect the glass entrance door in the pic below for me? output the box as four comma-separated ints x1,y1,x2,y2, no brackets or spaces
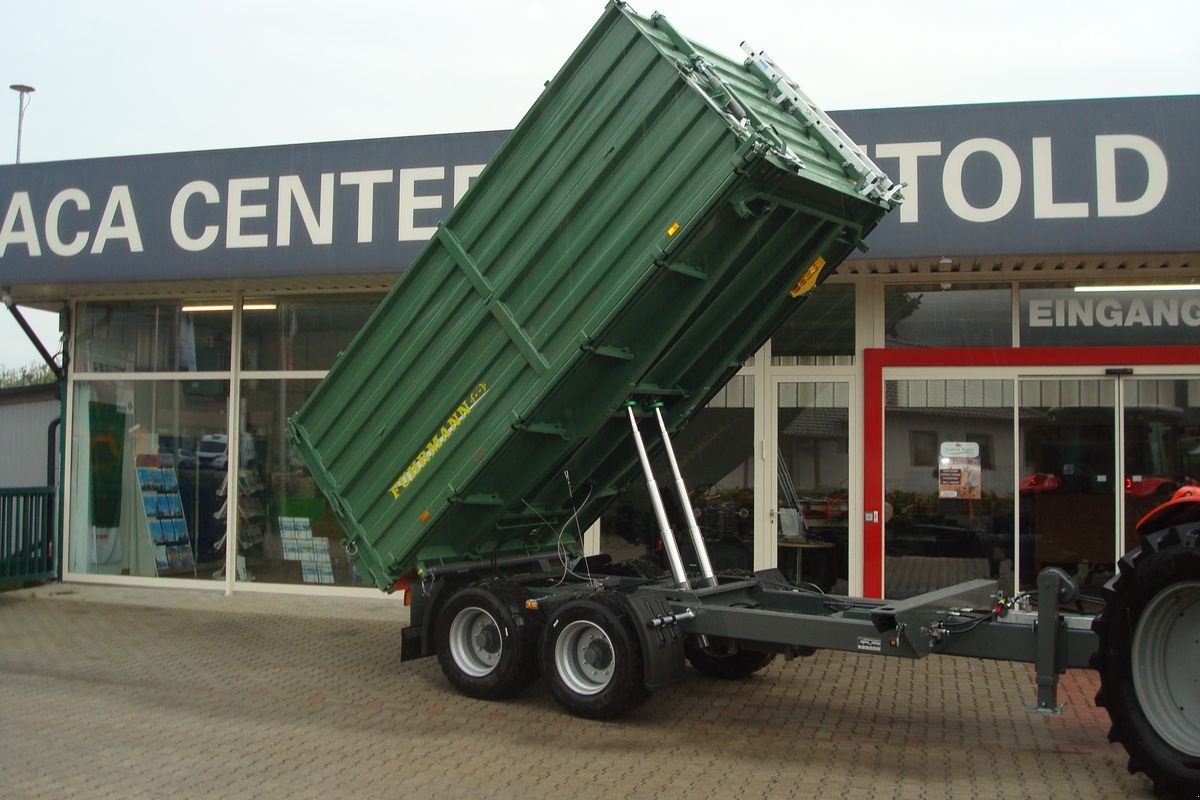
1019,378,1117,594
1018,375,1200,595
867,346,1200,600
1122,378,1200,552
882,378,1015,599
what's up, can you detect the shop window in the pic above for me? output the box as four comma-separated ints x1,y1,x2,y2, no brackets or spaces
75,301,232,373
67,379,230,579
240,294,384,371
1019,283,1200,347
771,283,855,365
237,378,358,587
884,283,1012,348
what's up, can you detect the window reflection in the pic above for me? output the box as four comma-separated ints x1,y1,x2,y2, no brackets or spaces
884,378,1015,598
884,283,1012,348
75,301,232,373
237,379,359,587
772,283,856,365
240,295,383,372
68,379,230,579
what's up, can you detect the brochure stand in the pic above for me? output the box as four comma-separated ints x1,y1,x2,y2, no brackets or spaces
135,455,196,577
212,471,265,582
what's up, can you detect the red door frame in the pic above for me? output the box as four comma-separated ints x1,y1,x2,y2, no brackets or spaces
861,345,1200,598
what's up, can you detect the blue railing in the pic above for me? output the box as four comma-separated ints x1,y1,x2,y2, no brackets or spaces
0,487,55,586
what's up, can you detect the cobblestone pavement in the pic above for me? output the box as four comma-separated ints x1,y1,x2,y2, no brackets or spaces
0,583,1152,800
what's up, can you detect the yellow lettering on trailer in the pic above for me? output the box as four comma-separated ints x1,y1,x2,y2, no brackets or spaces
388,383,489,499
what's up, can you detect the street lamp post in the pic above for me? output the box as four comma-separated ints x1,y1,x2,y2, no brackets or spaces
10,83,35,164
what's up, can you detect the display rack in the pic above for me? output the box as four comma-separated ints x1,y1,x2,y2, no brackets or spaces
135,455,196,577
212,471,266,581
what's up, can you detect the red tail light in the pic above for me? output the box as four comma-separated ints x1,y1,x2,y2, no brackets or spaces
392,571,419,606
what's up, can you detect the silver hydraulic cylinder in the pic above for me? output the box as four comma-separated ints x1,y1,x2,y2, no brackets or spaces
625,404,690,590
653,404,717,587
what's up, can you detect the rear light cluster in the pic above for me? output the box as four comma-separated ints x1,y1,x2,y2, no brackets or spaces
1023,473,1062,491
393,571,420,606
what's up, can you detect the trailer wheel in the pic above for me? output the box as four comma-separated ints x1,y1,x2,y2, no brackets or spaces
436,583,539,700
684,636,775,680
540,593,646,719
1092,525,1200,797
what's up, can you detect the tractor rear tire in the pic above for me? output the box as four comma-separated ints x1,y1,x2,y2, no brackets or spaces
1092,524,1200,797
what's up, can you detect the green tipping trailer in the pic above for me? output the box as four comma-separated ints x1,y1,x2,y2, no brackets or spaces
288,5,1200,795
287,1,899,591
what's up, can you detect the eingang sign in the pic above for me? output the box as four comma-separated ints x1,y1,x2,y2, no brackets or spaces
1020,286,1200,347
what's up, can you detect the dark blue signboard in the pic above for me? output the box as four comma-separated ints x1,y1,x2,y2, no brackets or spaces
0,96,1196,286
0,130,507,284
837,95,1199,260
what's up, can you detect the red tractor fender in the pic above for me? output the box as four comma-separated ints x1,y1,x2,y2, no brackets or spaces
1134,484,1200,534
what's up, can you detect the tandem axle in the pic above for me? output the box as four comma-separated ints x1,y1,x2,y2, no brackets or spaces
397,399,1199,797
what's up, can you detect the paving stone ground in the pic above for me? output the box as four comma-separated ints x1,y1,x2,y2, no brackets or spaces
0,583,1152,800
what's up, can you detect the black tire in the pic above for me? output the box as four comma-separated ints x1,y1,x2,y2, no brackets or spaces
435,582,540,700
684,636,775,680
1092,525,1200,797
540,593,647,719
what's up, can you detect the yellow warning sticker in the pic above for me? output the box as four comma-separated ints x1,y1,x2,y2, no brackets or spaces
788,256,826,298
388,383,489,499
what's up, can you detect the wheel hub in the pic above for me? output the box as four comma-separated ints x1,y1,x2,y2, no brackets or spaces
448,606,503,678
582,639,613,671
555,619,616,695
473,623,501,656
1132,580,1200,757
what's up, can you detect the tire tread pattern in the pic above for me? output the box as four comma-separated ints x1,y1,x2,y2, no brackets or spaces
540,591,648,720
435,581,540,700
1091,524,1200,798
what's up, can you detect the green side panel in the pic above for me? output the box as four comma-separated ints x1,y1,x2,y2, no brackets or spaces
286,2,899,592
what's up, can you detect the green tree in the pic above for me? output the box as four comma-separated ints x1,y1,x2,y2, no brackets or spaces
0,361,57,388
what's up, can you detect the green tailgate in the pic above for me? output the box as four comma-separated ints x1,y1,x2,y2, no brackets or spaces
287,1,901,591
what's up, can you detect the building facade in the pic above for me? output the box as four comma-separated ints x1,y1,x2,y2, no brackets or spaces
1,96,1197,598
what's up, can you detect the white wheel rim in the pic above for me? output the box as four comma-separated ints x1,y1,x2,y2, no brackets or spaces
448,606,502,678
1132,580,1200,756
554,619,615,696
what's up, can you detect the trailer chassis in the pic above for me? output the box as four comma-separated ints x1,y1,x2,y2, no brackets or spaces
401,400,1200,796
634,569,1093,712
405,561,1093,711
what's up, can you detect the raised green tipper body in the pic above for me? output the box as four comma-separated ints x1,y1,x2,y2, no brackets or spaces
287,1,900,591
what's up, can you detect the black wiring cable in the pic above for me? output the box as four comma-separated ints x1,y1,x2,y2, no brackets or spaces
941,611,995,633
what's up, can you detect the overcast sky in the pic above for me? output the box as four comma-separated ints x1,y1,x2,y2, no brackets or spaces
2,0,1198,369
